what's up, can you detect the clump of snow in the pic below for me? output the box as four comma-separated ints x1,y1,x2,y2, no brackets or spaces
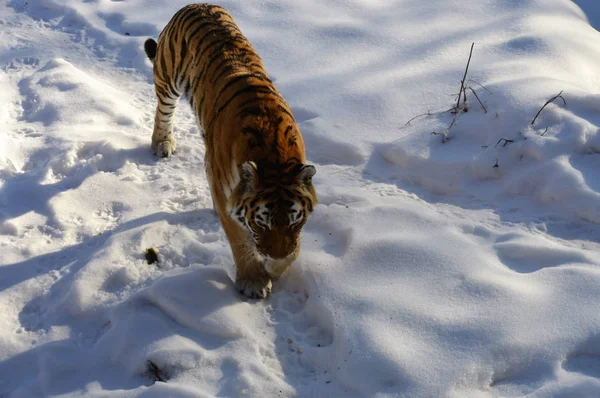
2,0,600,397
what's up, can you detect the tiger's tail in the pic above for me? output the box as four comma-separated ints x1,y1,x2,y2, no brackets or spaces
144,38,157,64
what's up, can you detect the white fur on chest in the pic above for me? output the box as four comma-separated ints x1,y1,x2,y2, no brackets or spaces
223,158,240,201
263,257,293,278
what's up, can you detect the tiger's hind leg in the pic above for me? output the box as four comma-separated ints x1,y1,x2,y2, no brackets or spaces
151,80,180,158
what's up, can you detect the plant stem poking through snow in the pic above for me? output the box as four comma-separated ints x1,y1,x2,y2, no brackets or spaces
404,108,454,126
405,111,434,126
468,87,487,113
456,42,475,111
467,79,493,95
146,360,167,383
430,43,488,142
431,131,449,143
495,138,514,148
531,90,566,125
404,43,491,142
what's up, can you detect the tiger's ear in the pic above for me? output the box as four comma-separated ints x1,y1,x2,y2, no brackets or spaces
297,164,316,185
238,161,258,194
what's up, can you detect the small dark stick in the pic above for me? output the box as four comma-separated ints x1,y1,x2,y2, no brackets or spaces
448,116,458,131
456,42,475,111
146,360,167,382
431,131,449,143
468,87,487,113
404,107,455,126
495,138,514,148
531,91,566,125
404,111,433,126
467,79,493,95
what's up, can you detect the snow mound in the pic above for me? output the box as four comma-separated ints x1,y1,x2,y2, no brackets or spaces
19,58,140,128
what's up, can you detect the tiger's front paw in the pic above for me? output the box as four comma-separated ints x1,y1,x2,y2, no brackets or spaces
235,277,272,299
153,140,176,158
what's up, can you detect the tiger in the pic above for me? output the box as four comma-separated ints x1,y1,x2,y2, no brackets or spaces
144,4,317,299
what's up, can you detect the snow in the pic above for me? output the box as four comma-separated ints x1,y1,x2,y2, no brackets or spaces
2,0,600,396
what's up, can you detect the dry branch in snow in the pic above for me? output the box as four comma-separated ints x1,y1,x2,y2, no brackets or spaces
531,91,566,125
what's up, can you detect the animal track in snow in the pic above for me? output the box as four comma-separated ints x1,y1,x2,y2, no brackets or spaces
16,126,42,138
19,298,48,333
18,264,71,334
562,334,600,380
290,106,319,124
488,356,555,396
492,233,600,273
563,354,600,379
300,118,364,166
264,272,335,387
17,75,46,124
4,57,40,71
569,153,600,196
94,201,129,233
98,12,157,37
304,206,354,258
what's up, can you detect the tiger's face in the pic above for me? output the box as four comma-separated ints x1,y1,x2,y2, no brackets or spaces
228,161,317,264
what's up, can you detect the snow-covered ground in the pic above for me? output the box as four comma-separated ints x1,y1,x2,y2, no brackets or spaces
2,0,600,396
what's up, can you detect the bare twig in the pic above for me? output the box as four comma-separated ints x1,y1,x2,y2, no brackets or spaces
468,87,487,113
540,127,548,137
146,361,167,383
448,115,458,131
404,42,484,138
495,138,514,148
467,79,492,95
531,90,566,125
431,131,449,143
405,111,433,126
493,159,499,168
456,42,475,111
467,79,494,95
404,107,454,126
442,102,464,138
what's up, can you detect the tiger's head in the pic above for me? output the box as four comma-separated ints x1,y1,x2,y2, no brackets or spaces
227,161,317,265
